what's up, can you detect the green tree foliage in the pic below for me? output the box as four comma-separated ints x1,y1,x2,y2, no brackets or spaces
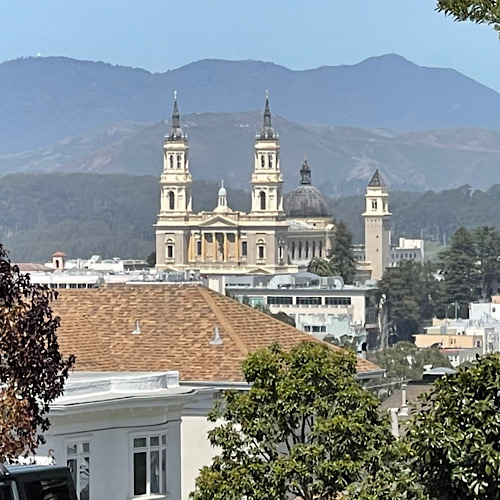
368,341,452,383
307,257,333,277
436,0,500,28
0,244,75,460
329,220,356,284
406,353,500,498
473,225,500,299
191,343,393,500
375,261,441,342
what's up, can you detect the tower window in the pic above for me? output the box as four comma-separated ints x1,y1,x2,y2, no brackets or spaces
292,241,295,259
259,191,266,210
261,155,265,169
305,241,309,259
168,191,175,210
166,240,174,260
298,241,302,259
177,154,182,168
372,200,377,210
312,241,316,257
268,154,273,169
169,155,174,169
319,240,323,257
197,240,202,256
257,240,265,260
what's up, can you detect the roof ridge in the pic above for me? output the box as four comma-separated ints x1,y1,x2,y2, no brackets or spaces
198,286,249,356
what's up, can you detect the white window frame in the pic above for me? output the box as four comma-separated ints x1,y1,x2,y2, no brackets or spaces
66,437,92,500
130,432,168,498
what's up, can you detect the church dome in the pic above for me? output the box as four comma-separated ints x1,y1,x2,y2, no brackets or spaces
284,160,331,218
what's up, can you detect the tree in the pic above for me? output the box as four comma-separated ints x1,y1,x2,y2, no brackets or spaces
472,226,500,300
368,341,452,384
191,342,393,500
329,220,357,284
146,250,156,267
375,261,441,343
436,0,500,29
440,227,479,317
0,244,75,460
307,257,333,277
406,353,500,498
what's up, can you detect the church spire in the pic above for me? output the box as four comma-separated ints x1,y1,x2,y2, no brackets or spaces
259,91,276,140
168,91,185,141
300,158,311,185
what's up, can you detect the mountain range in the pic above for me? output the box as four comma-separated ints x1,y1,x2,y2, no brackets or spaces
3,54,500,194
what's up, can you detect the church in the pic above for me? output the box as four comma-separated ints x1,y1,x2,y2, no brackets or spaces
155,95,336,275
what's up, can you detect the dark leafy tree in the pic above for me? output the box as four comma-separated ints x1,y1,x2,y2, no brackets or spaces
146,250,156,267
191,342,393,500
368,341,452,383
307,257,333,277
0,244,75,460
375,261,441,343
329,220,356,284
436,0,500,30
472,226,500,300
439,227,479,317
406,354,500,499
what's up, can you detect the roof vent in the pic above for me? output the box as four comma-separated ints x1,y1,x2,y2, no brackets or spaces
210,325,223,345
132,320,141,335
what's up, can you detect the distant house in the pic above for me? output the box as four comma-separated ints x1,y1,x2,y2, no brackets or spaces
39,283,382,500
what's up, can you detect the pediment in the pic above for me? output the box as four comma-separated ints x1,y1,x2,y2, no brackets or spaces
198,215,239,228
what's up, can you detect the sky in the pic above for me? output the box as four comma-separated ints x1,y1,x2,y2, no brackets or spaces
1,0,499,91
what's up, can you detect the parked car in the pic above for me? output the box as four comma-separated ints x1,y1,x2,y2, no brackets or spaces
0,464,78,500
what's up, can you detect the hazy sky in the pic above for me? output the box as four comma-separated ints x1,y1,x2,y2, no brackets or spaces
1,0,499,91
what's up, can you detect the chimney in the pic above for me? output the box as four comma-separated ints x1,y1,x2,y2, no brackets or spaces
210,325,223,345
399,383,408,416
132,320,141,335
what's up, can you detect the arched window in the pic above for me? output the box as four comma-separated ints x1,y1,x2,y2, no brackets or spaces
261,155,265,169
305,241,309,259
166,239,174,260
298,241,302,259
168,191,175,210
169,155,174,169
177,154,182,168
259,191,266,210
257,239,265,260
371,199,377,210
268,154,273,169
312,241,316,258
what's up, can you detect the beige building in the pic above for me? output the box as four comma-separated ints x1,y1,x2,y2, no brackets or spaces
155,96,334,275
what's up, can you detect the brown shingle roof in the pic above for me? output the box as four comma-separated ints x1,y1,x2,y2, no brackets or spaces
52,284,380,382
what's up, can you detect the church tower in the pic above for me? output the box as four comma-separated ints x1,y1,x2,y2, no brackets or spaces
250,94,284,216
362,169,392,280
159,93,192,215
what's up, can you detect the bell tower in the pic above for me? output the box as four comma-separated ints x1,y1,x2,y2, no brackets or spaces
159,93,192,215
250,93,284,216
362,169,392,280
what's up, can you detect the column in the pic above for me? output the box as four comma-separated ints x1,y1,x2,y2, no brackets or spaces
235,232,240,261
201,232,206,261
223,233,228,262
212,232,217,262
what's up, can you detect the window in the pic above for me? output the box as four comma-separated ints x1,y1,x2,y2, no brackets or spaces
259,191,266,210
261,155,265,169
257,240,265,260
319,240,322,257
241,241,248,257
312,326,326,333
325,297,352,306
169,155,174,169
24,478,74,500
268,154,273,169
267,296,293,305
305,241,309,259
296,297,322,306
312,241,316,257
133,434,167,497
168,191,175,210
371,199,377,210
166,239,174,260
197,240,202,256
176,154,182,168
291,241,295,259
67,441,90,500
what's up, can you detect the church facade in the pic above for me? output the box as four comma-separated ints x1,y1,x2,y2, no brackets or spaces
155,96,335,275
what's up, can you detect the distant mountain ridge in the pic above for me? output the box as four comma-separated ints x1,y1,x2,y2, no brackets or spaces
2,54,500,154
3,112,500,195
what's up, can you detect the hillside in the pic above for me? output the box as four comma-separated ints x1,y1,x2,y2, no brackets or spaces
3,113,500,194
2,54,500,154
2,174,500,263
